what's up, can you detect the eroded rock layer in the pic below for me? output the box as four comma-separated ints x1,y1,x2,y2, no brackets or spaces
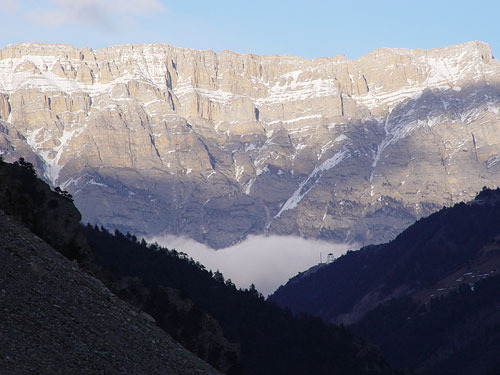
0,41,499,247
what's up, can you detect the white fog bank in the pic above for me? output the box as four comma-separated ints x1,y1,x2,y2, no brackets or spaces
148,234,357,296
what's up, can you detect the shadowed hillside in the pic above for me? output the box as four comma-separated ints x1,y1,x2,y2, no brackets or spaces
271,187,500,374
0,166,221,374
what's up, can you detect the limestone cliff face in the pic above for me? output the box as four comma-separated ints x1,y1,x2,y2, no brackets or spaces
0,41,499,248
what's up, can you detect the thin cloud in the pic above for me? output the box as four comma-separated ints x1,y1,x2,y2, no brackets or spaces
0,0,19,13
26,0,166,31
149,234,357,296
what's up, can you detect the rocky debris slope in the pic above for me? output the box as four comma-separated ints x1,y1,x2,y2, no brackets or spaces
0,209,221,374
0,41,499,247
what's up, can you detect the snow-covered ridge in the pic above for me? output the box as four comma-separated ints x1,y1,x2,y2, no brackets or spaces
0,41,497,112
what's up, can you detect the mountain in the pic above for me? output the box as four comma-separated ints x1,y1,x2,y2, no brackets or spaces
0,211,224,374
0,158,399,374
353,274,500,374
0,41,499,248
270,188,500,373
0,176,221,373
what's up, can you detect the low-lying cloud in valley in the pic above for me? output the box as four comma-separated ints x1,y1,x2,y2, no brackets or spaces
149,234,357,296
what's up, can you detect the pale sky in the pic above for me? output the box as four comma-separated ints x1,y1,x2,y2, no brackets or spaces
0,0,498,59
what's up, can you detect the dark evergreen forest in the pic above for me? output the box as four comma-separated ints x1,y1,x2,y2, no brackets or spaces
83,224,396,375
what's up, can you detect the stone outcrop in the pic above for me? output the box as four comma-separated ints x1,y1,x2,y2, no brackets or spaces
0,159,90,262
0,41,499,247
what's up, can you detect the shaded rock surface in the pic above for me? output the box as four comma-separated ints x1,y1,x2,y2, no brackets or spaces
0,41,500,247
0,209,221,374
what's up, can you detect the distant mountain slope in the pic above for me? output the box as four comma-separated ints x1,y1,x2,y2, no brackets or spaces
353,275,500,374
1,41,500,247
271,188,500,323
270,188,500,373
0,158,399,375
0,209,221,374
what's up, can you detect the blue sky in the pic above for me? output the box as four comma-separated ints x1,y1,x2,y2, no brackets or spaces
0,0,498,59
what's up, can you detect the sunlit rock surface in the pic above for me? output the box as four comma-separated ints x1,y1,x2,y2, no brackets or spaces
0,41,499,248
